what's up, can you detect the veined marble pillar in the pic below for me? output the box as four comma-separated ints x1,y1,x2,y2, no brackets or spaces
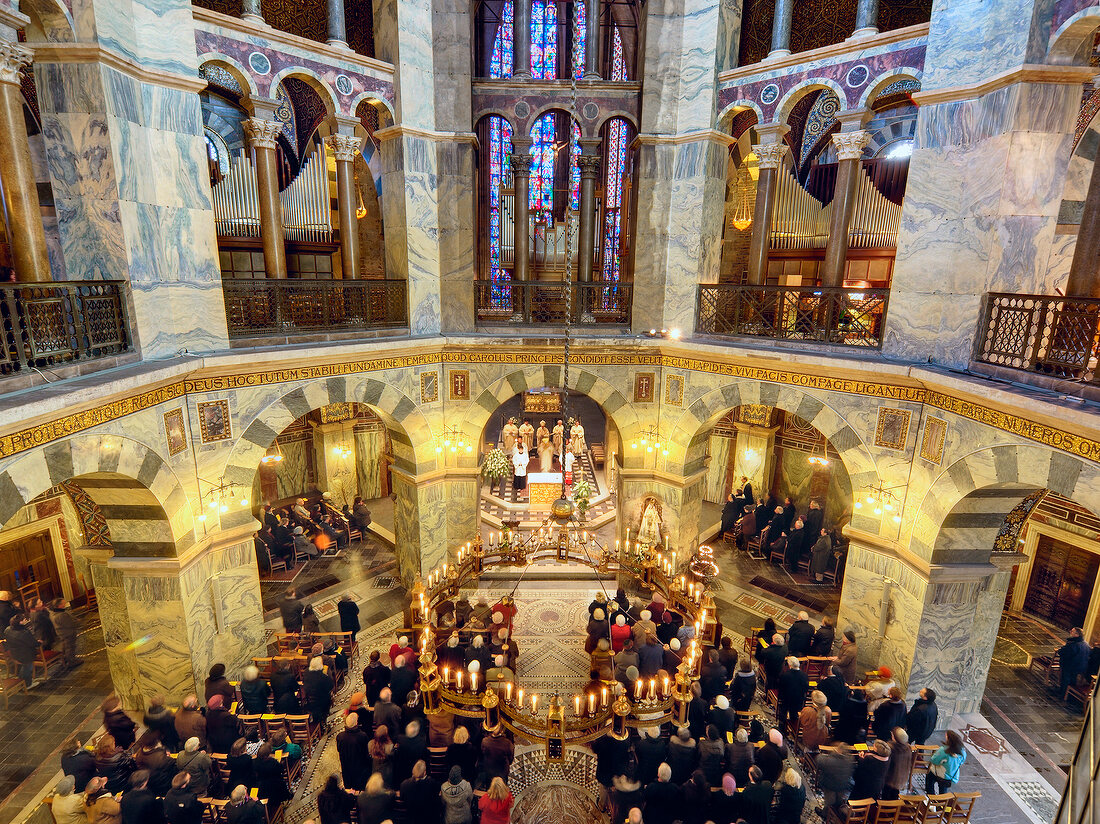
313,419,358,498
767,0,794,59
746,139,787,285
0,42,51,282
583,0,600,79
821,129,870,287
732,422,777,503
391,468,480,585
578,143,601,283
1065,153,1100,298
243,118,287,279
241,0,264,23
511,148,533,287
327,0,349,47
513,0,532,78
852,0,879,36
327,133,364,279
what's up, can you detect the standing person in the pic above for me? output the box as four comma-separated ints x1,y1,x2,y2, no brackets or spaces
303,657,335,724
224,785,267,824
833,630,858,683
278,588,304,633
810,527,833,582
357,773,394,824
810,616,835,657
537,436,554,472
82,776,121,824
50,776,86,824
1057,627,1092,699
775,767,806,824
512,445,529,501
102,697,138,750
351,497,372,535
906,688,939,745
5,614,38,687
336,713,372,790
478,777,514,824
816,744,856,818
536,420,550,447
569,419,586,455
786,612,813,657
369,726,396,788
563,448,576,487
30,598,57,650
440,765,473,824
777,657,810,733
643,764,681,824
740,766,774,824
926,730,967,795
162,773,203,824
501,418,518,455
399,760,441,823
731,658,756,712
337,594,360,637
49,599,81,669
239,666,270,715
253,743,292,807
851,739,892,801
363,650,391,706
175,739,211,799
552,419,565,454
798,691,832,752
518,418,535,453
882,728,912,801
315,775,355,824
0,590,18,629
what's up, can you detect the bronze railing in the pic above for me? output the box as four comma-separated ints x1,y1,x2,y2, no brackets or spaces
975,293,1100,384
222,278,408,338
0,281,131,375
474,280,632,326
696,283,890,348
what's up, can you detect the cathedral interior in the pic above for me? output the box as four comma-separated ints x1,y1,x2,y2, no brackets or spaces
0,0,1099,821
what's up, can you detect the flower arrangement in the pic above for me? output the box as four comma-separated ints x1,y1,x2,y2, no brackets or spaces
481,448,510,481
573,477,592,517
567,416,579,429
507,416,520,426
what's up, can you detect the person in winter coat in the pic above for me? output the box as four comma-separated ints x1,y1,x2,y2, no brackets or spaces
174,739,211,799
1058,627,1092,698
316,774,355,824
61,738,96,792
926,730,967,795
833,630,859,685
479,777,514,824
224,785,267,824
5,614,38,687
906,688,939,745
238,665,270,715
809,528,833,581
338,595,360,636
143,697,179,752
851,738,892,801
634,726,668,785
82,776,121,824
278,588,304,632
93,735,134,795
49,775,86,824
101,697,137,750
698,725,726,785
775,767,807,824
786,612,814,657
883,727,912,801
203,664,235,705
798,690,832,751
811,616,836,657
49,599,81,668
440,765,474,824
816,744,856,815
30,598,57,650
873,687,908,740
731,657,757,712
162,772,203,824
725,727,755,786
336,713,372,790
205,695,241,755
174,697,206,750
119,770,163,824
356,774,394,824
667,727,698,784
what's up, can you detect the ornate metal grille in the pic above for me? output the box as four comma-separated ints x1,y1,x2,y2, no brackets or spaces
695,283,889,348
975,293,1100,383
222,278,408,338
0,281,131,375
474,280,631,326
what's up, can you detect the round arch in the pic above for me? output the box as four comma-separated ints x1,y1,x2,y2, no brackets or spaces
593,110,640,137
911,443,1100,561
198,55,260,100
0,432,195,550
775,78,849,124
473,110,518,137
270,68,339,119
18,0,75,43
1049,8,1100,64
716,100,765,132
857,68,923,111
349,91,396,126
526,106,582,136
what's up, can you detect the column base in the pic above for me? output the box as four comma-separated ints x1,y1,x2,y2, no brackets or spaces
582,72,602,81
241,13,266,24
327,38,352,49
513,71,533,80
764,49,791,60
847,27,879,39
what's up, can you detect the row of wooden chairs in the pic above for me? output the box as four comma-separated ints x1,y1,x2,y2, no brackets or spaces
273,630,357,660
797,740,941,793
199,796,280,824
232,713,322,757
832,792,980,823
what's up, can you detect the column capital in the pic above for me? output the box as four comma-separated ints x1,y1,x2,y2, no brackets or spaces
831,129,871,161
510,153,534,176
752,141,787,170
326,132,363,162
243,118,283,150
0,40,33,85
578,153,601,177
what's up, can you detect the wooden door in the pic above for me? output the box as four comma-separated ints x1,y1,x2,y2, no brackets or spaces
1024,536,1100,631
0,531,59,604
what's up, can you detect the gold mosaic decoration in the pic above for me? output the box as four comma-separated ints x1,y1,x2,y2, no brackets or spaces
449,370,470,400
197,400,232,444
874,407,911,451
665,375,684,407
163,409,187,456
919,417,947,465
420,372,439,404
320,403,355,423
739,404,774,427
634,373,655,403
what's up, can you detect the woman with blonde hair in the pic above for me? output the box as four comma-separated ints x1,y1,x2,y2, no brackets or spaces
356,772,394,824
775,767,806,824
478,776,514,824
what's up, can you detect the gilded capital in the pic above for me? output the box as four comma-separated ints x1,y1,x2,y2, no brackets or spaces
243,118,284,150
751,142,787,170
0,41,33,86
326,133,363,163
831,130,871,162
578,153,601,177
510,153,534,176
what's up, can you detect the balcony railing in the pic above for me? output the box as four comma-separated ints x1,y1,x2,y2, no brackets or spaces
696,284,890,348
975,293,1100,384
222,278,408,339
474,280,632,327
0,281,132,375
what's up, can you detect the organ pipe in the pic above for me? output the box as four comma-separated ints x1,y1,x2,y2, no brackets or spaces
279,146,333,242
496,185,601,277
211,150,261,238
848,164,902,249
769,167,830,250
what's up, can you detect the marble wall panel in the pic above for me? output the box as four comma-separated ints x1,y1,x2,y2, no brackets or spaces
921,0,1034,90
90,562,144,710
274,439,309,500
122,570,197,704
435,141,476,333
445,477,480,559
704,434,732,503
92,0,199,77
355,428,385,499
1044,232,1076,294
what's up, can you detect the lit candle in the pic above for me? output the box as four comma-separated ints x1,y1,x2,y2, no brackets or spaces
531,694,538,714
443,563,448,577
601,687,608,708
634,679,643,700
663,675,670,697
443,666,450,686
517,688,524,708
471,672,478,692
648,679,656,701
616,539,620,552
575,695,581,716
697,589,703,604
506,682,513,702
456,670,464,690
588,693,596,715
679,576,685,591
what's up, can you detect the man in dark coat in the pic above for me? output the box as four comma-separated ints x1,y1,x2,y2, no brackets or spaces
699,649,729,703
1057,627,1092,697
362,650,391,705
336,713,372,790
278,588,304,633
804,499,825,543
61,738,96,791
4,614,38,686
49,599,81,668
205,695,240,754
481,728,515,780
758,633,789,688
737,477,754,513
337,595,360,636
303,658,335,724
754,499,772,534
163,772,204,824
786,612,814,657
810,617,836,657
643,764,682,824
737,505,757,552
740,766,774,823
634,727,668,785
399,760,441,823
905,687,938,745
721,493,741,535
819,665,847,714
777,657,811,732
224,786,267,824
394,720,429,787
121,770,164,824
817,745,856,815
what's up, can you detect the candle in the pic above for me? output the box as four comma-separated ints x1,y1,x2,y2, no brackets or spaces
679,576,685,591
443,666,450,686
601,687,608,708
634,679,643,700
665,535,670,550
506,682,513,702
663,675,670,696
575,695,581,716
531,694,538,714
588,693,596,715
517,688,524,708
648,679,657,701
616,539,620,552
471,672,478,692
443,563,448,577
626,529,630,543
456,671,464,690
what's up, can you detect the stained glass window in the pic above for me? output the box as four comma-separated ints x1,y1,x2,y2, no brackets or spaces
488,116,513,302
569,120,581,210
572,0,586,78
490,0,514,78
600,29,629,283
610,24,626,81
531,0,557,79
529,113,556,220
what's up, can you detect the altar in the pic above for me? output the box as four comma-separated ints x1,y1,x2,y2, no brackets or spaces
527,472,563,507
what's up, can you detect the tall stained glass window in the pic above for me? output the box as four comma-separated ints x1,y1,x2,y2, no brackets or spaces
601,28,629,283
488,116,513,302
490,0,513,78
569,120,581,210
531,0,557,79
572,0,586,78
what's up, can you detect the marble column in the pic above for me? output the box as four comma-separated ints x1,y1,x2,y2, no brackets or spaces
312,419,357,499
243,118,287,279
391,470,479,585
852,0,879,36
327,133,364,279
327,0,349,47
821,129,870,287
511,147,533,289
1065,153,1100,298
767,0,794,59
513,0,532,78
583,0,600,79
746,139,787,285
0,42,50,282
732,422,777,502
241,0,264,23
577,143,601,283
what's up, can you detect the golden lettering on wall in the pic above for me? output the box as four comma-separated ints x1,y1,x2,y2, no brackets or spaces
738,404,773,426
524,391,561,414
320,403,355,423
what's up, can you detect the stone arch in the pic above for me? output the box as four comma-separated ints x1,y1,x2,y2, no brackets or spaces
0,433,195,552
270,68,339,119
198,55,260,100
473,109,518,135
911,443,1100,562
526,105,582,137
1049,8,1100,64
218,375,433,527
348,91,396,125
775,78,849,124
18,0,75,42
857,68,923,111
664,379,878,487
716,100,765,132
459,366,641,448
593,110,640,137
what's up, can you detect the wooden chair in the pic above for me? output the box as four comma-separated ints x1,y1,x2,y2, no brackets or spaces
823,554,843,587
265,545,287,576
898,795,933,823
0,673,27,709
427,746,449,781
908,745,938,790
262,713,288,740
745,628,761,654
804,656,832,681
237,713,263,741
274,634,300,655
252,657,274,680
1028,654,1060,689
844,798,876,824
925,793,956,822
1065,675,1096,705
34,646,65,681
78,574,97,612
768,541,786,565
873,800,905,823
198,798,220,824
945,792,979,822
284,714,316,757
210,754,231,789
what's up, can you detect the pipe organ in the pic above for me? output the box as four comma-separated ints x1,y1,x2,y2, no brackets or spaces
211,150,261,238
498,187,603,279
770,167,831,250
848,165,902,249
279,148,333,242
